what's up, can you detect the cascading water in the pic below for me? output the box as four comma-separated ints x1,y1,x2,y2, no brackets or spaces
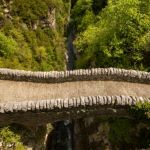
46,121,74,150
66,31,76,70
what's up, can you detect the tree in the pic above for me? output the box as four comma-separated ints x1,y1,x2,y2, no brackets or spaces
0,32,17,57
75,0,150,71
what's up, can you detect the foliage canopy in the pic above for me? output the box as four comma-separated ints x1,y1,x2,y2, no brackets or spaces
74,0,150,71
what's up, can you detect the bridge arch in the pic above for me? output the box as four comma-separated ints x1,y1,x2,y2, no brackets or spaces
0,67,149,125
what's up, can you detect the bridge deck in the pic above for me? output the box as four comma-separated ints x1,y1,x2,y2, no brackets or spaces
0,80,149,102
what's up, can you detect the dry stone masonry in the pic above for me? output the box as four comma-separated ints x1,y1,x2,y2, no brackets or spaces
0,96,149,114
0,67,149,83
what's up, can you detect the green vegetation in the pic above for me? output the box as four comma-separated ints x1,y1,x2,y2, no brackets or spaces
108,118,150,149
131,102,150,119
0,0,150,71
0,0,70,70
108,103,150,149
0,124,47,150
0,125,26,150
107,102,150,149
73,0,150,71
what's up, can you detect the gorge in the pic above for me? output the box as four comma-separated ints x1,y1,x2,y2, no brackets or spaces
0,0,150,150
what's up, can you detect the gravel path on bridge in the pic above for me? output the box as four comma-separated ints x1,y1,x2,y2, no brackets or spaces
0,80,149,102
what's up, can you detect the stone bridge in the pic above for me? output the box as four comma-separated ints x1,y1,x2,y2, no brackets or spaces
0,68,149,126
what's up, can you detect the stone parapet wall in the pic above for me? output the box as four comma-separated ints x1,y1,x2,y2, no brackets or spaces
0,95,149,125
0,68,149,83
0,95,149,114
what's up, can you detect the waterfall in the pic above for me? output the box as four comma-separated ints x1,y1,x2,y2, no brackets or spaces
46,121,73,150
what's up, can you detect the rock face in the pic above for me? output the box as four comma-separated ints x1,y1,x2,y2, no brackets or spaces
40,7,56,29
74,117,111,150
47,8,56,29
73,117,150,150
1,0,56,30
2,0,13,19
